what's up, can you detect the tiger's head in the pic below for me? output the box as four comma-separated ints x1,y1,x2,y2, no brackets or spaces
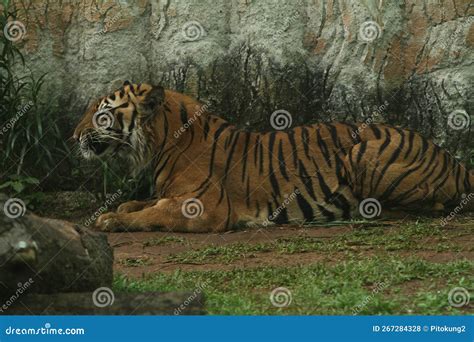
73,81,164,162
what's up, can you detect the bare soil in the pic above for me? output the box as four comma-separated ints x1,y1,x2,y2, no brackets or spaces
109,223,474,278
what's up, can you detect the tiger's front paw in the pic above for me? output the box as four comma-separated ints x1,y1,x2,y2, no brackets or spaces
96,212,126,232
117,201,143,213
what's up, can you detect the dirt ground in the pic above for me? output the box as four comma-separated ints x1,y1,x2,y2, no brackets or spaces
35,191,474,279
109,223,474,278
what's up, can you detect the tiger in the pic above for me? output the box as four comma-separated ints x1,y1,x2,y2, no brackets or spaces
73,81,473,233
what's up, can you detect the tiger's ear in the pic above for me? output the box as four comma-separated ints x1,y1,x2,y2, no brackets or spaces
139,85,165,119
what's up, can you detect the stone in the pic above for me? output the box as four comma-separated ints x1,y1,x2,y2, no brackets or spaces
4,0,473,159
2,292,205,315
0,194,113,299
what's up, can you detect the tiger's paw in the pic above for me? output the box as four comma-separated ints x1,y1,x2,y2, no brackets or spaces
117,201,143,213
96,212,126,232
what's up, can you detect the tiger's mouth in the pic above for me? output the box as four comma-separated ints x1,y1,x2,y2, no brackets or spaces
79,131,112,159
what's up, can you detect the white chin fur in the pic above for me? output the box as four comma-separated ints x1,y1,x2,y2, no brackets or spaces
81,149,96,160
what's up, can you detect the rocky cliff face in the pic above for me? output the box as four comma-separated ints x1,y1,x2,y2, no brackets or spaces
5,0,473,159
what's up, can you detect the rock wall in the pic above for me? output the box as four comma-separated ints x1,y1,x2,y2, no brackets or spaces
5,0,473,159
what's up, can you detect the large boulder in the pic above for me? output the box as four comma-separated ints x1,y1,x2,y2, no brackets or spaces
0,194,113,299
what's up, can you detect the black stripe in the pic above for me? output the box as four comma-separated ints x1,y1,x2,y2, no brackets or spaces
420,136,429,156
463,169,470,194
295,187,314,221
327,123,346,154
316,170,332,201
301,127,310,159
370,125,382,139
404,131,415,159
217,185,225,205
356,141,367,164
287,131,299,168
454,161,462,195
208,123,231,176
153,154,171,185
267,202,274,221
298,159,317,201
373,130,406,192
378,129,391,156
254,134,261,166
154,113,169,163
268,132,281,197
334,153,349,186
431,152,450,185
223,131,240,180
379,161,425,202
421,145,439,173
316,129,332,167
241,131,251,182
203,116,210,140
197,181,212,199
317,204,335,221
278,138,290,181
193,122,231,193
179,103,188,125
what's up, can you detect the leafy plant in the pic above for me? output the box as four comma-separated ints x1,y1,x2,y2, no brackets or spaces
0,174,39,193
0,0,70,188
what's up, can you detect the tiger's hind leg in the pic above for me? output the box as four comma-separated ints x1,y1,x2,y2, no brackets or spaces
344,135,472,214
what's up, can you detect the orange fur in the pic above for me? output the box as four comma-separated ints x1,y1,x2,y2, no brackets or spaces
73,82,473,232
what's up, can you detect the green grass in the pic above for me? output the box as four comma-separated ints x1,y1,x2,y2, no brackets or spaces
143,236,186,247
167,221,463,264
114,218,473,314
118,256,152,267
114,257,473,315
